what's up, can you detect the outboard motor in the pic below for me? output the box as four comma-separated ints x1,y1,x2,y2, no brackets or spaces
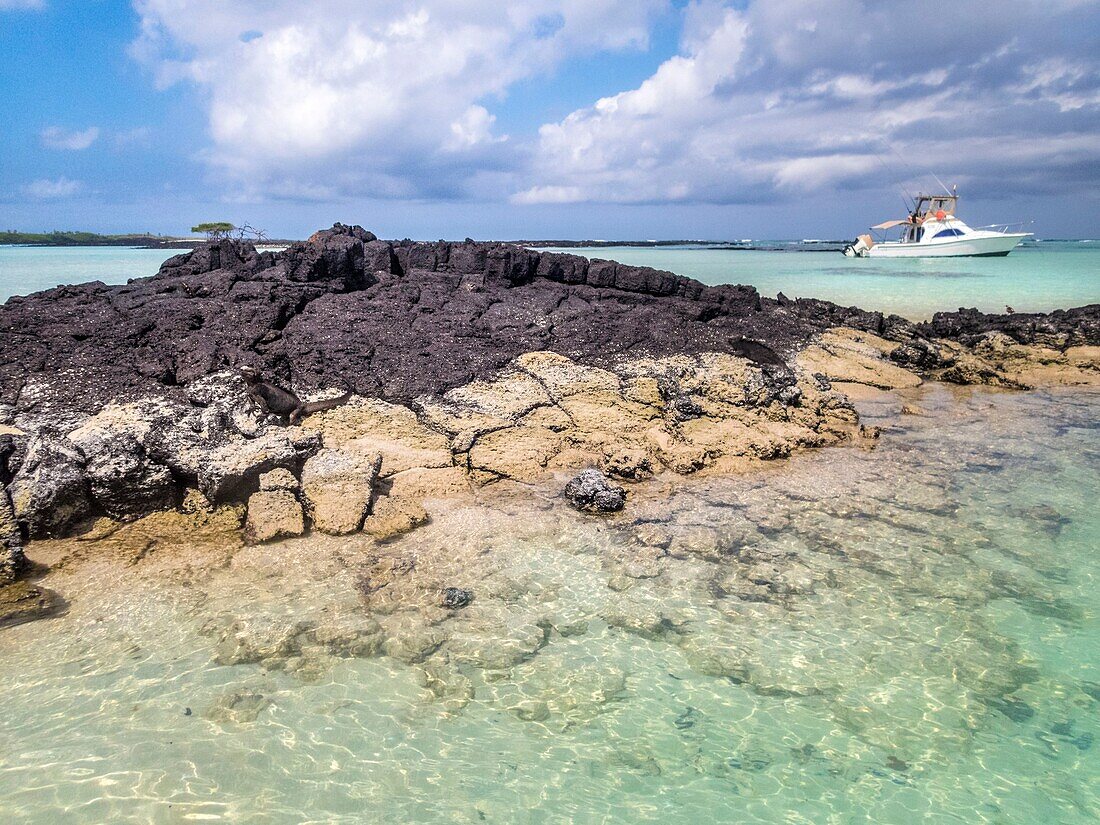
843,234,873,258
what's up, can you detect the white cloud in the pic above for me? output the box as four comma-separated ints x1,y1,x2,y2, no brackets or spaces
129,0,1100,206
0,0,44,9
40,126,100,150
23,177,83,198
444,105,506,152
130,0,666,199
520,0,1100,204
113,126,152,146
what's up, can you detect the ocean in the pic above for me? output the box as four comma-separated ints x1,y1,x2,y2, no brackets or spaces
2,240,1098,318
0,244,1098,823
533,240,1100,320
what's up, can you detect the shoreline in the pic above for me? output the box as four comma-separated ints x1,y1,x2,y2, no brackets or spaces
4,378,1094,674
1,224,1098,629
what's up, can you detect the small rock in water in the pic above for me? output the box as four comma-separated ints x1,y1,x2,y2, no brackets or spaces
183,707,192,716
563,469,626,513
206,690,272,724
674,706,699,730
440,587,474,609
985,695,1035,723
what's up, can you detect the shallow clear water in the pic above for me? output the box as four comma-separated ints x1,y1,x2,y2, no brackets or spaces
536,241,1100,320
0,246,181,303
1,386,1097,823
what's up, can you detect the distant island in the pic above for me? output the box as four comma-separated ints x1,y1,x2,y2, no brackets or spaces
2,231,856,251
0,231,297,249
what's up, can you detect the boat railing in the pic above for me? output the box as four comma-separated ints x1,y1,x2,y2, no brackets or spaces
973,220,1034,234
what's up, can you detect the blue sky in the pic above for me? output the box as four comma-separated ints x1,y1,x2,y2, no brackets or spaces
2,0,1098,239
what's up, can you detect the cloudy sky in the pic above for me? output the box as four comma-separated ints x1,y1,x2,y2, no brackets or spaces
2,0,1098,238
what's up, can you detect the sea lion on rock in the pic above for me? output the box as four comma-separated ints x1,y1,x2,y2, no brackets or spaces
240,367,352,425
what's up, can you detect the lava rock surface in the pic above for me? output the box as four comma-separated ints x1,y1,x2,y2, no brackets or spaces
0,224,911,418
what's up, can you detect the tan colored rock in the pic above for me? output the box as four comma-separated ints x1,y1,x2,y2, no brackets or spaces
467,425,562,480
259,468,299,492
442,369,552,418
362,496,430,541
936,337,1100,389
301,448,382,535
385,466,471,500
244,489,305,543
600,447,655,481
797,329,923,390
515,351,621,397
299,398,452,474
180,488,214,514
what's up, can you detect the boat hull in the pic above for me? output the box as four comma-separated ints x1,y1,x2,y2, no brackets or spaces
864,232,1029,258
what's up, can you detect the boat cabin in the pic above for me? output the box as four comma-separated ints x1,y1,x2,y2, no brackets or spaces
871,193,962,244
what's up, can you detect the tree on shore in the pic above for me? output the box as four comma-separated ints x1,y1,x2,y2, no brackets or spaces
191,222,235,240
190,222,268,243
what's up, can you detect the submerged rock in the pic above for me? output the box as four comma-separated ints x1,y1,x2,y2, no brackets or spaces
439,587,474,609
205,690,273,724
362,495,430,541
0,580,66,628
564,469,627,513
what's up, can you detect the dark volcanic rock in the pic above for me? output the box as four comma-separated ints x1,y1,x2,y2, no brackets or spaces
0,222,1096,431
439,587,474,609
564,469,627,513
916,305,1100,348
0,223,869,418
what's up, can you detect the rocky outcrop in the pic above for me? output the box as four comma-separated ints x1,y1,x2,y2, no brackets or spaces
0,223,927,421
564,470,627,513
0,224,1095,566
800,327,1100,393
917,305,1100,349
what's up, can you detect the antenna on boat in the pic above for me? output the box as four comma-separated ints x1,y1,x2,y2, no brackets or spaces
931,172,951,196
870,145,915,212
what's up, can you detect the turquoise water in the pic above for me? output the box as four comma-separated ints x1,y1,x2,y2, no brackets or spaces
3,241,1098,319
0,385,1097,823
536,241,1100,320
0,247,180,302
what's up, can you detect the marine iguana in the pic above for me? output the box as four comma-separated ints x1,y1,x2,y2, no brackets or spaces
239,367,352,425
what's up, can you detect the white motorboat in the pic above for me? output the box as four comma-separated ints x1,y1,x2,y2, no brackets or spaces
844,191,1031,258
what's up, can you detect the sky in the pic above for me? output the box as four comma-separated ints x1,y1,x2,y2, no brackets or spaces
1,0,1099,240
